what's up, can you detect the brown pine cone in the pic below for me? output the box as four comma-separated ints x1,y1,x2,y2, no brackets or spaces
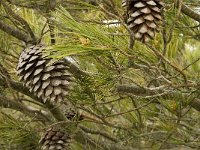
17,44,72,103
122,0,164,43
39,127,71,150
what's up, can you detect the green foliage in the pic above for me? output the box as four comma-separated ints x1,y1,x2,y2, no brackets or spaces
0,0,200,149
44,6,128,59
0,112,40,150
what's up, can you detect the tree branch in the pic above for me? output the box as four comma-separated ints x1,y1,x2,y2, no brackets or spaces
63,58,88,79
74,130,135,150
79,125,118,143
116,84,200,112
1,0,37,44
116,84,167,96
0,76,135,149
0,76,66,122
0,95,51,122
180,2,200,22
0,20,31,43
190,98,200,112
62,59,200,114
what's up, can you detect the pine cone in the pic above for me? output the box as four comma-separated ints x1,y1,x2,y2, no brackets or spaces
17,44,71,103
122,0,164,43
39,127,71,150
65,109,84,121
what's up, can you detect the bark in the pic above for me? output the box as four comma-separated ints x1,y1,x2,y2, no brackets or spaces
0,95,51,122
0,20,30,43
180,2,200,22
74,130,135,150
116,84,200,112
0,76,66,122
190,98,200,112
1,0,37,44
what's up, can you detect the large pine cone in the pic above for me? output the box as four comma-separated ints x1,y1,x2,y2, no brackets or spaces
39,127,71,150
122,0,164,43
17,44,71,103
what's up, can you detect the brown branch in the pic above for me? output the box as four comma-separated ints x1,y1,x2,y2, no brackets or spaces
116,84,167,96
190,98,200,112
7,0,44,9
116,84,200,112
79,125,118,142
0,95,51,122
0,76,66,122
146,44,187,83
1,0,37,44
74,130,135,150
46,0,57,45
61,59,200,116
179,2,200,22
0,20,30,43
63,58,88,79
129,31,135,49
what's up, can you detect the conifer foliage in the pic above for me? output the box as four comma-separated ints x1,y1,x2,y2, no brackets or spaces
0,0,200,149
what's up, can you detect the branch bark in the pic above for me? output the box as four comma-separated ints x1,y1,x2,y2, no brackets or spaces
0,95,51,122
116,84,168,96
63,58,88,79
116,84,200,112
0,76,66,122
79,125,118,142
74,130,135,150
0,20,31,43
190,98,200,112
1,0,37,44
180,2,200,22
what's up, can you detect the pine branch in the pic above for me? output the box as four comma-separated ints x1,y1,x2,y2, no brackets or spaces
64,58,200,114
74,130,135,150
1,0,37,44
190,98,200,112
63,58,88,79
116,84,200,112
79,125,118,142
0,20,30,43
179,2,200,22
0,76,66,122
7,0,45,10
0,95,51,122
116,84,167,96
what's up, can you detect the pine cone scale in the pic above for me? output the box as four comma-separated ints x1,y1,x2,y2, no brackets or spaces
17,44,72,103
123,0,164,42
40,127,71,150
